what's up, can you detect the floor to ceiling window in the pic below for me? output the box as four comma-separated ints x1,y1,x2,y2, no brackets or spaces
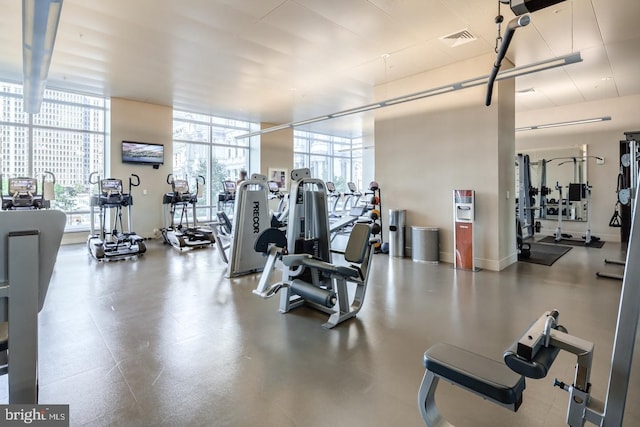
293,130,363,192
0,81,107,229
172,110,257,220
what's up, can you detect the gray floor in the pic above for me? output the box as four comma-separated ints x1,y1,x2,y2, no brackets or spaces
2,236,639,426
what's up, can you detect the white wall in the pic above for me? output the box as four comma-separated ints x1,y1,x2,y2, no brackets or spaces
259,124,294,183
375,106,515,270
374,53,516,271
109,98,173,238
361,128,376,189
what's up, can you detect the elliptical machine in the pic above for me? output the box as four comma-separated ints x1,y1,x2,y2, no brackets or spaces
87,172,146,260
161,174,214,250
1,172,56,210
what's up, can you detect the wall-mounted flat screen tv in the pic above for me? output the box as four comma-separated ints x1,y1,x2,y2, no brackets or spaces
122,141,164,166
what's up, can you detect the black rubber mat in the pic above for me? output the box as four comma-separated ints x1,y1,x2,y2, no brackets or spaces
538,235,605,248
519,243,572,266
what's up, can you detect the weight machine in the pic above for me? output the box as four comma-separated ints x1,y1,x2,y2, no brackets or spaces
210,174,271,278
253,168,375,329
268,180,288,228
542,155,602,243
615,131,640,241
516,154,537,239
597,131,640,278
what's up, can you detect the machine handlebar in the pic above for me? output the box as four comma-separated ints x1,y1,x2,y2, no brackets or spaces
42,171,56,184
129,174,141,189
89,171,100,185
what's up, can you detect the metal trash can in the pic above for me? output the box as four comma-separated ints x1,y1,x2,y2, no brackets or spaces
388,209,406,257
411,226,439,263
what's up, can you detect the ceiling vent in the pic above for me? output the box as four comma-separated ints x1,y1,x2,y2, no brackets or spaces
439,29,477,47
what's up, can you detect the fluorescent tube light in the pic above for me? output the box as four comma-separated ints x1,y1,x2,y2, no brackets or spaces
295,116,331,126
516,116,611,131
337,145,374,152
329,104,381,118
236,52,582,140
496,52,581,81
22,0,64,114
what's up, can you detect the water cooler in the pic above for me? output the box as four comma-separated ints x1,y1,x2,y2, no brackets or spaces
453,190,477,271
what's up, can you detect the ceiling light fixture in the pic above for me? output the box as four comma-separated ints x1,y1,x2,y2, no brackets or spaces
516,88,536,95
515,116,611,131
235,52,582,140
337,145,374,153
22,0,64,114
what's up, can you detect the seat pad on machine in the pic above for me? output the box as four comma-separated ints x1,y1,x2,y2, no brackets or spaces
423,343,525,407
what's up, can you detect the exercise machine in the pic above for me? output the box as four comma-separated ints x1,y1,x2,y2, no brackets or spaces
418,182,640,425
581,182,600,245
516,154,537,239
328,181,381,249
161,174,214,250
325,181,341,216
544,155,602,242
87,173,146,260
538,159,552,222
596,259,624,281
553,182,571,242
268,180,288,228
217,180,236,214
516,218,531,260
0,209,65,402
210,174,271,278
211,211,233,264
344,181,363,213
614,131,640,243
1,172,55,210
253,168,375,329
326,181,359,236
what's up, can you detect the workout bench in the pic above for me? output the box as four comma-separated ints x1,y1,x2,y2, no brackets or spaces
418,310,566,426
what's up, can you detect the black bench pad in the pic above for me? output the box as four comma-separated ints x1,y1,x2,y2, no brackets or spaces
424,343,525,407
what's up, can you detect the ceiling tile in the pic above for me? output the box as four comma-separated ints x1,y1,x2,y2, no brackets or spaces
0,0,637,137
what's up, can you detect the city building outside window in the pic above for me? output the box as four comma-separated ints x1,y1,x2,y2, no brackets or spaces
173,110,256,221
0,81,106,230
